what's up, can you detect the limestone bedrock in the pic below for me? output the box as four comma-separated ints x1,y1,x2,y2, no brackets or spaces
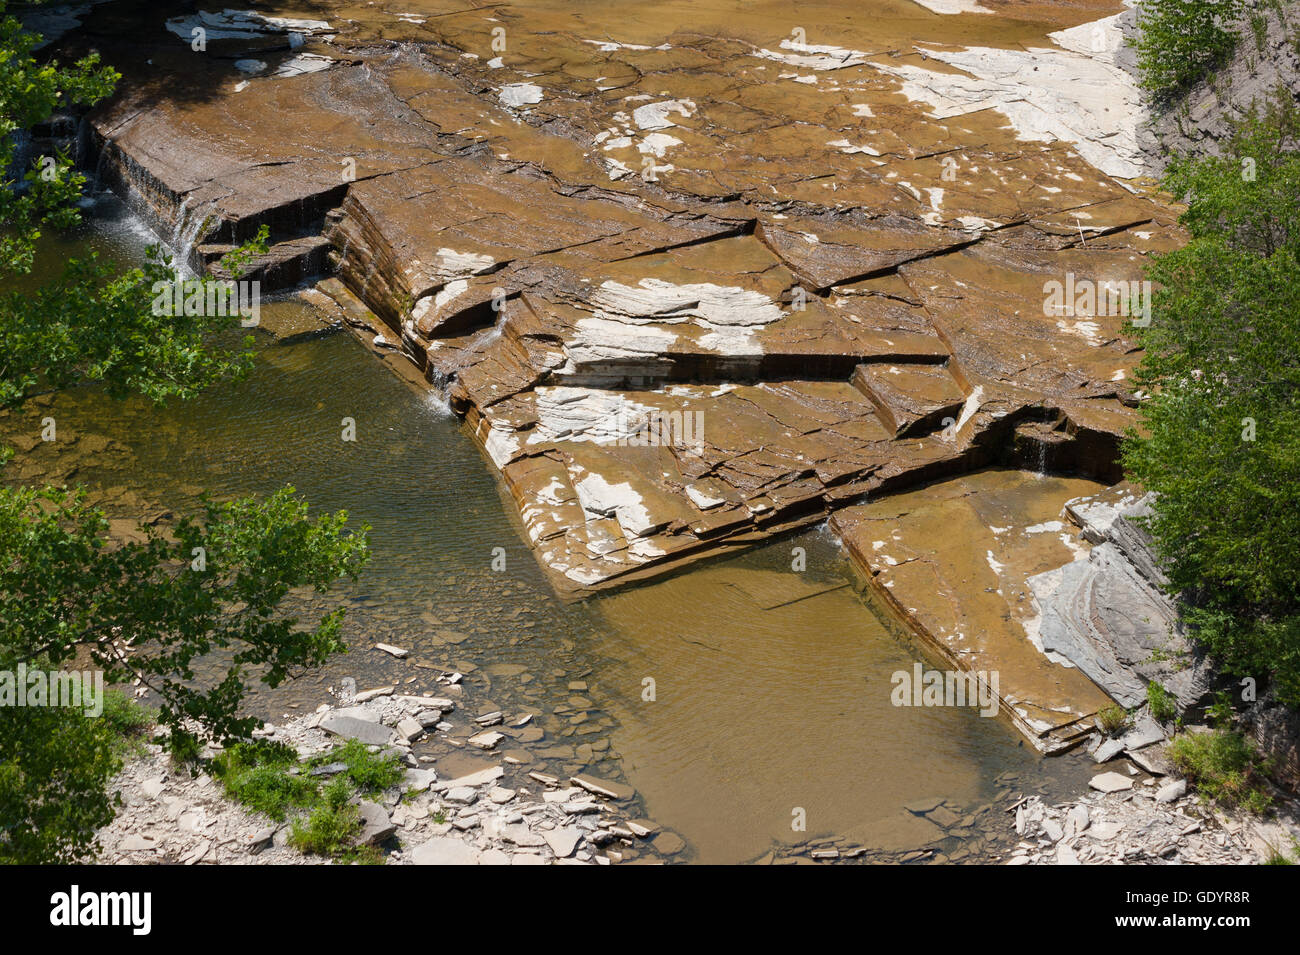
68,0,1177,594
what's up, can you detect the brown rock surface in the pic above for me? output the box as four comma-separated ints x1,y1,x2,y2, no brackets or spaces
831,469,1117,751
58,0,1177,595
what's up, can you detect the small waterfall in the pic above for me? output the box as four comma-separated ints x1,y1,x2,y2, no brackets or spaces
78,118,105,189
168,196,212,277
424,367,453,417
1036,433,1049,476
170,196,192,256
5,129,34,190
424,388,453,418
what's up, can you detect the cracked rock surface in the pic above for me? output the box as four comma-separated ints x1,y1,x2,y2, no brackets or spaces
59,0,1180,593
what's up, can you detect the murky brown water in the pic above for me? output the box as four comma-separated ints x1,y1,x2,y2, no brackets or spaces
1,193,1102,862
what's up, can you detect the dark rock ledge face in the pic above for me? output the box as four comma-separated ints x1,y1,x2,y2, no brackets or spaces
59,1,1182,595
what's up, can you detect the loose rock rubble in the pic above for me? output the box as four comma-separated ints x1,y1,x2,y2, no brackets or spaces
1002,779,1300,865
96,747,314,865
97,682,678,865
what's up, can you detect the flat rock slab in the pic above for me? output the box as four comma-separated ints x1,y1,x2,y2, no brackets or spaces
358,801,395,846
468,730,505,749
437,765,504,790
832,469,1113,751
410,836,481,866
318,713,395,747
542,827,583,858
840,811,944,853
1122,714,1167,751
1155,779,1187,803
1029,540,1210,709
1089,771,1134,794
1128,743,1176,777
571,773,635,801
403,768,437,792
500,825,546,848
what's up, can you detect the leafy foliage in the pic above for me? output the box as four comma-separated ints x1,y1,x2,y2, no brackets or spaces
309,738,404,793
100,688,158,759
1163,94,1300,261
0,2,119,276
0,698,121,863
212,741,318,821
1124,93,1300,705
1096,704,1131,735
1168,728,1273,812
289,777,363,858
0,6,365,863
0,243,266,410
0,484,369,756
1147,681,1179,723
217,742,399,861
1133,0,1245,98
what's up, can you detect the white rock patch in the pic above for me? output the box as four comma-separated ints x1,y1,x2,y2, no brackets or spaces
754,38,870,71
631,99,695,130
908,0,993,13
870,15,1145,179
499,83,544,108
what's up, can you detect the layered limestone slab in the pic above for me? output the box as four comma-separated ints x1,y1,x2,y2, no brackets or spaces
831,469,1117,752
1029,487,1214,709
60,0,1177,595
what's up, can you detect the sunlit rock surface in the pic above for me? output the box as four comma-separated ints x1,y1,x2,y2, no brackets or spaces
61,0,1181,596
832,469,1117,752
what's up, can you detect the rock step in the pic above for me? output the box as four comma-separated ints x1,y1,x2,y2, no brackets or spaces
198,235,332,291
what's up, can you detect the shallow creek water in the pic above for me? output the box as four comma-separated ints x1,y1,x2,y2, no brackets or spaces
2,195,1099,863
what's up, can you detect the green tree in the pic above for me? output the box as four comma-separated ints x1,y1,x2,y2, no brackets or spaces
0,3,368,862
1133,0,1244,99
1124,93,1300,704
0,2,117,276
1163,93,1300,261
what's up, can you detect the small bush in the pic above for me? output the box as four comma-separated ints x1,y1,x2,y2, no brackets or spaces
1148,682,1179,723
1096,704,1131,735
289,778,361,857
211,741,318,821
314,739,403,794
210,739,396,860
1133,0,1245,98
1205,689,1237,728
100,690,158,758
1251,12,1268,53
1168,728,1273,812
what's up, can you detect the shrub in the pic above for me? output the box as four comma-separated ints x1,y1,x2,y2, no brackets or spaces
314,739,404,794
1133,0,1245,98
1148,682,1179,723
1097,704,1131,735
1125,93,1300,707
211,741,318,821
101,689,158,758
289,778,361,857
1168,728,1273,812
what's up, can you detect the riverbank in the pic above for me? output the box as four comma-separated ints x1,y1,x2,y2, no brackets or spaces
96,679,677,865
1005,775,1300,865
